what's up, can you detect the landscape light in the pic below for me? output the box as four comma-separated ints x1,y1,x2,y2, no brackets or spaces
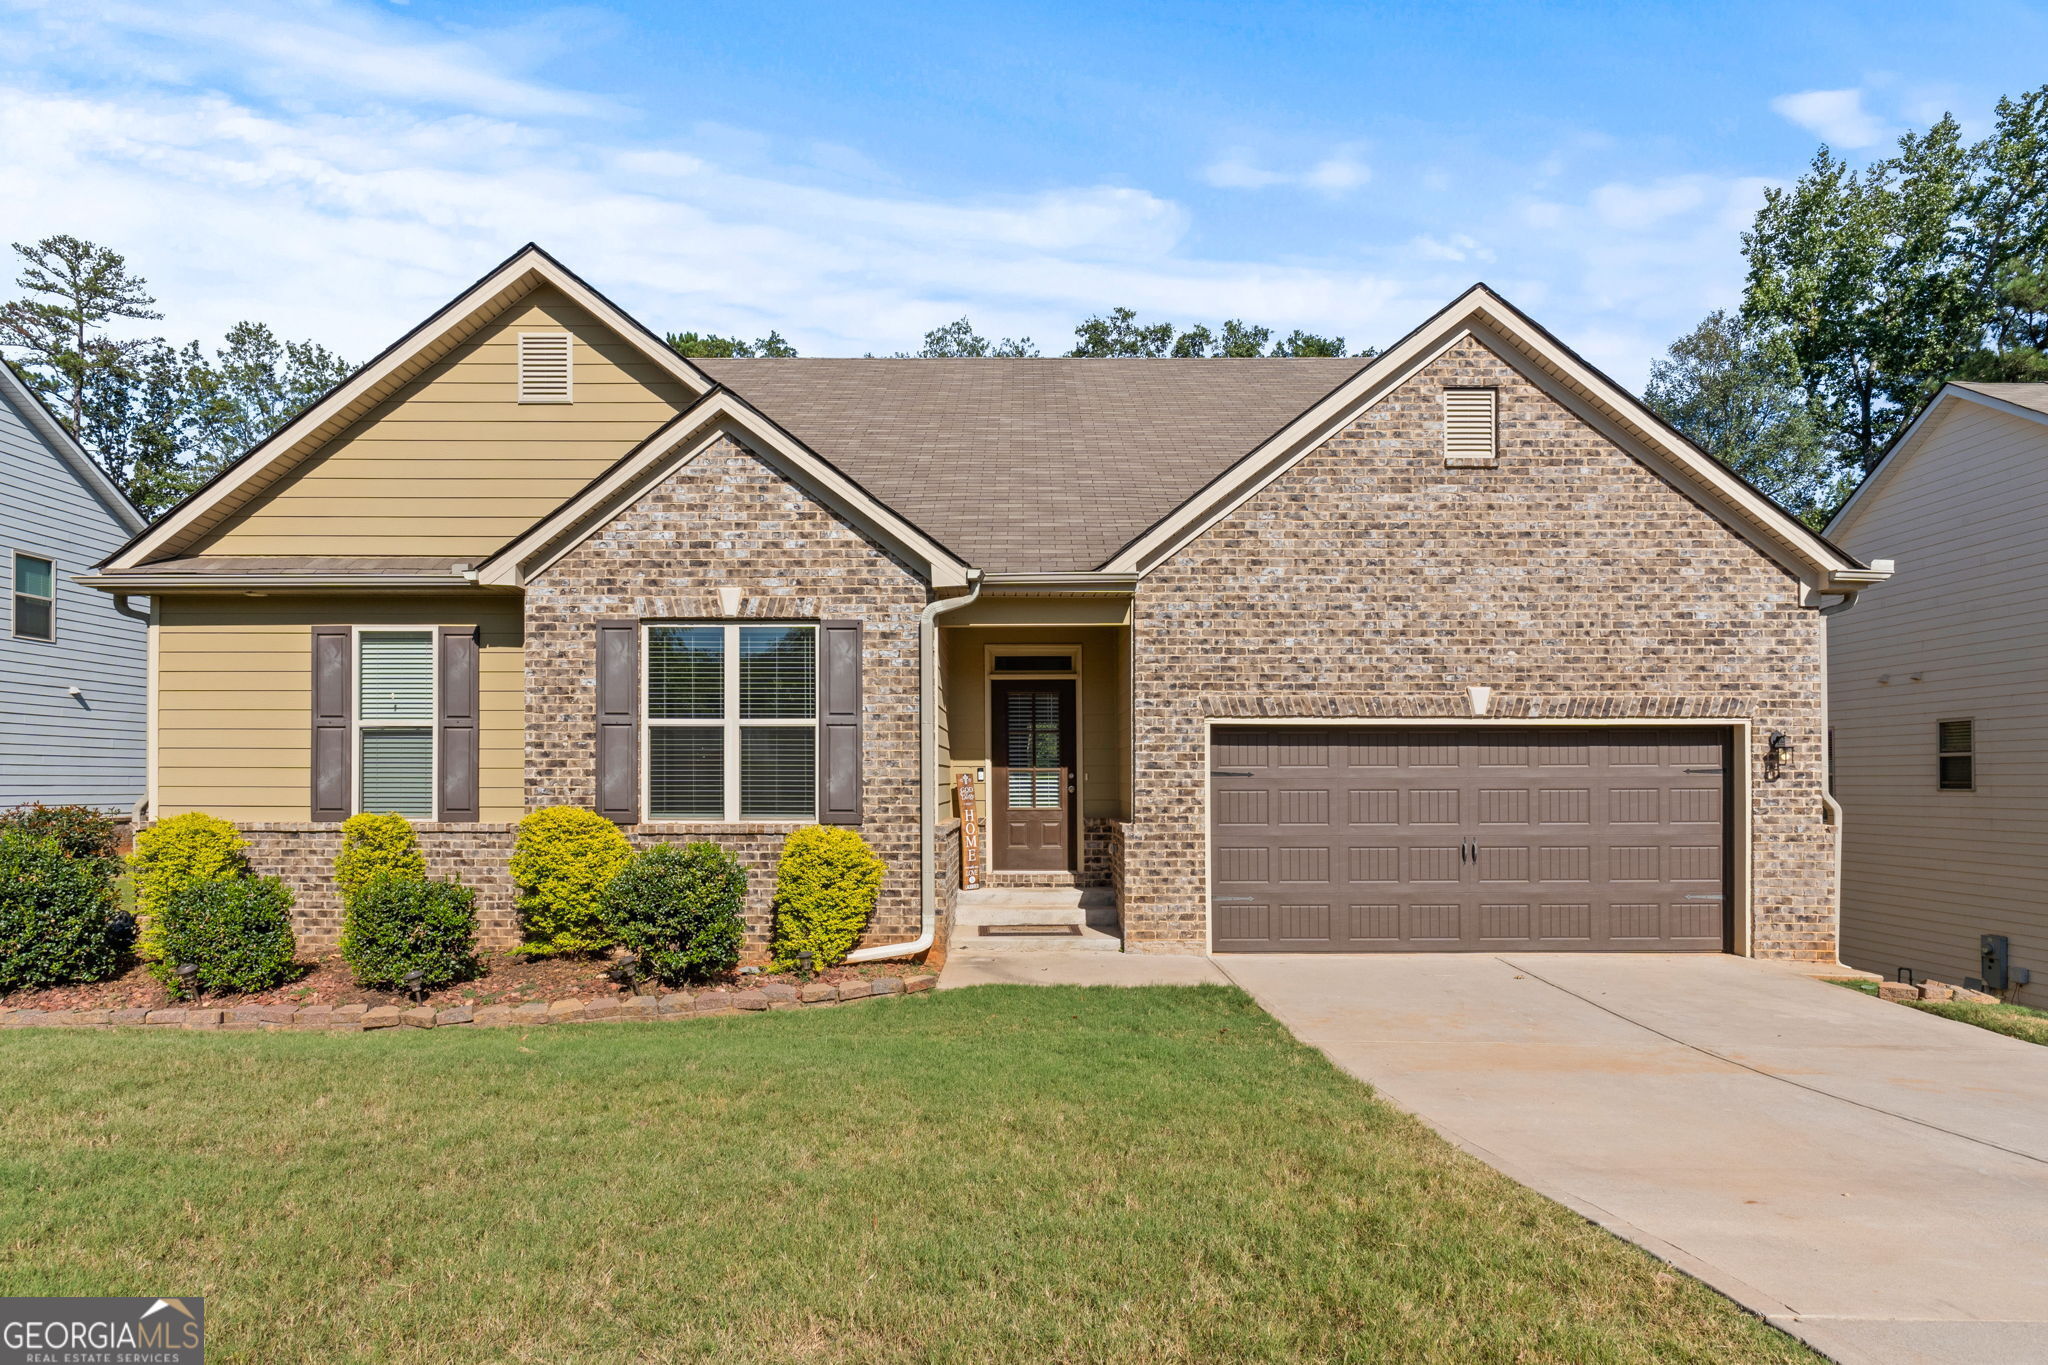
176,962,199,1000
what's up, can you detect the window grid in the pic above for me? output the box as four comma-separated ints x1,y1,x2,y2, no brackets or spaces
645,623,816,821
354,627,438,819
12,552,54,642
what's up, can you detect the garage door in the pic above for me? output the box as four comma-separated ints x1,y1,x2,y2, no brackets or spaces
1210,727,1729,952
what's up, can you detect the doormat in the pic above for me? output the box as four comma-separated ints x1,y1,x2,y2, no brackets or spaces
976,924,1083,937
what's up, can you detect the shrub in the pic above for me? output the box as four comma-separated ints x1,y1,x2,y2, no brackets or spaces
0,831,128,994
149,875,298,996
335,812,426,907
0,803,120,860
770,826,885,972
340,872,480,990
130,812,249,922
509,806,632,954
601,842,746,985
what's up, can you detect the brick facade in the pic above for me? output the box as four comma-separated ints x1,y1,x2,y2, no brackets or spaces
522,433,930,948
1119,336,1834,959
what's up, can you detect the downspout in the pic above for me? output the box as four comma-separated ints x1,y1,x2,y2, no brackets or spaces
1813,587,1861,963
846,567,984,962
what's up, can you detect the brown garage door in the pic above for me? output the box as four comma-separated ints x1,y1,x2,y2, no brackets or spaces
1210,726,1729,952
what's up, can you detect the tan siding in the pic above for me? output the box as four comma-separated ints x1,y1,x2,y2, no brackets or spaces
1832,400,2048,1005
155,594,526,823
192,288,693,558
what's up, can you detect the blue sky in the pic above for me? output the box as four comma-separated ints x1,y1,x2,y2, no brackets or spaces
2,0,2044,385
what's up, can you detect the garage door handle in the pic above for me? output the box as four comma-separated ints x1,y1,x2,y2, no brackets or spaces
1684,767,1724,773
1684,894,1724,900
1212,770,1255,777
1214,897,1256,903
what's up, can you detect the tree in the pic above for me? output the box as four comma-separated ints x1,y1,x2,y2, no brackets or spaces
666,329,800,358
915,318,1038,357
1958,86,2048,381
0,235,161,453
1271,329,1352,357
1068,306,1177,357
1646,311,1843,526
192,322,351,470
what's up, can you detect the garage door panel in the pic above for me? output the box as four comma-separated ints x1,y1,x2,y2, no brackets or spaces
1212,726,1729,953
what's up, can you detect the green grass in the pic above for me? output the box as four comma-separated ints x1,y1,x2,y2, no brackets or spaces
0,986,1810,1364
1823,977,2048,1045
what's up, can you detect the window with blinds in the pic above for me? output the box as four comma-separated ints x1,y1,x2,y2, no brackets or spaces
645,623,817,820
357,629,435,818
517,332,573,403
1442,387,1498,466
1937,718,1975,791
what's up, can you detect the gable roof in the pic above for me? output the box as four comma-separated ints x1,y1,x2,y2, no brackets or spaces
100,243,713,571
1102,284,1881,592
1827,381,2048,539
0,361,145,534
692,356,1370,574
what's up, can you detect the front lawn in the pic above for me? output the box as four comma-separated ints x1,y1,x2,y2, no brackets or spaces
1824,978,2048,1045
0,986,1808,1363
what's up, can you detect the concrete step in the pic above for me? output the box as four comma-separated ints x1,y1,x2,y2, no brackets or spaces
954,886,1119,930
949,922,1123,953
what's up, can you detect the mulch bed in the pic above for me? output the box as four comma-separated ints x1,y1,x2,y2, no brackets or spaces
1,951,931,1014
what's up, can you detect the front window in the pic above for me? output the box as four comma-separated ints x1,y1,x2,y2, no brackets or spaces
12,553,53,641
357,629,436,818
645,623,816,820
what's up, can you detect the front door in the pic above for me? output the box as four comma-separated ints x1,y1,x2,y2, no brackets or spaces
993,679,1075,871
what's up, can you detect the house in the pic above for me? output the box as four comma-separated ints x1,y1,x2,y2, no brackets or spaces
1825,382,2047,1004
0,359,147,814
85,245,1888,958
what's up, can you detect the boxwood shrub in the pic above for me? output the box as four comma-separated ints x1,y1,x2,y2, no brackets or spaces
770,826,885,972
340,872,480,991
0,830,128,994
150,876,299,997
509,806,631,955
601,842,746,986
334,812,426,908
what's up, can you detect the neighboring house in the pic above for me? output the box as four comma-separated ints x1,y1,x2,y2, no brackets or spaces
85,245,1888,958
0,360,147,814
1825,382,2048,1004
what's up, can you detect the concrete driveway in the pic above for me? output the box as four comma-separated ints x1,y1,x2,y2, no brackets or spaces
1216,953,2048,1365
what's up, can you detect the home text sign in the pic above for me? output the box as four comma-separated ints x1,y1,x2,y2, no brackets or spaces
957,773,982,890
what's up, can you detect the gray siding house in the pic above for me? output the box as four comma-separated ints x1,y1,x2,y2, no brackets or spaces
0,362,147,812
1827,382,2048,1005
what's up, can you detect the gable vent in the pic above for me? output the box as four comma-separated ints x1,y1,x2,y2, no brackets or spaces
1443,387,1497,467
518,332,573,404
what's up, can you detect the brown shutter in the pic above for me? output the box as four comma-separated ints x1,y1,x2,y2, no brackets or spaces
818,620,862,825
595,621,641,823
310,626,352,822
438,626,481,823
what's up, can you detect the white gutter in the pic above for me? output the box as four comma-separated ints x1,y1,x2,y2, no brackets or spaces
77,574,481,591
847,567,985,962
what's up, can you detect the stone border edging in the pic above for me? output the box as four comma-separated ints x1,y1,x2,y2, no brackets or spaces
0,975,939,1033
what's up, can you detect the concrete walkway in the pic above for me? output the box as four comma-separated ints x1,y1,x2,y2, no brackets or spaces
938,950,1228,988
1216,953,2048,1365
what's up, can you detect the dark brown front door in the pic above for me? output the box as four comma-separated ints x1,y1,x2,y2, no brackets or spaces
993,680,1075,871
1210,726,1730,952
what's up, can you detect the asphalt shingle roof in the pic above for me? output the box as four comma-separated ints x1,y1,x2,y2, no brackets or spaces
1953,381,2048,418
693,357,1372,572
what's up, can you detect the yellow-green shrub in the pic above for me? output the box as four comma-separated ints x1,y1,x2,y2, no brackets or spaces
509,806,631,954
770,826,885,972
334,812,426,907
129,813,249,960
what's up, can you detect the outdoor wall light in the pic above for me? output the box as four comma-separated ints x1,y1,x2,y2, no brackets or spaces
175,962,199,1000
1764,731,1791,782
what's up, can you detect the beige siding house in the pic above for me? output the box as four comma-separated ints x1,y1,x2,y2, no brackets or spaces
1826,382,2048,1004
89,246,1887,961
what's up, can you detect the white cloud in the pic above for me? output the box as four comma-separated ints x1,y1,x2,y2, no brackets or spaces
1408,234,1493,264
1202,144,1370,195
1769,88,1888,148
